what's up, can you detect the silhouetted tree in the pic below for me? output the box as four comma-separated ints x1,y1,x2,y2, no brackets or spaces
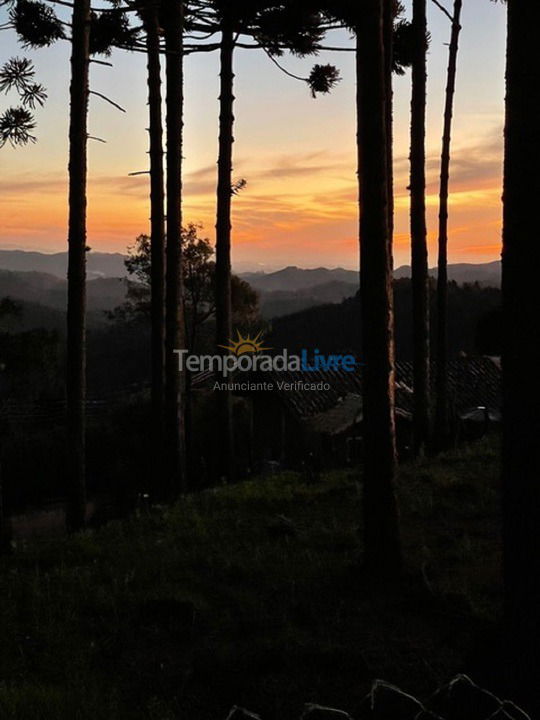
214,0,235,483
140,0,166,482
434,0,462,450
410,0,430,454
209,0,339,482
502,0,540,710
356,0,402,575
10,0,139,528
64,0,91,531
112,226,259,347
163,0,186,496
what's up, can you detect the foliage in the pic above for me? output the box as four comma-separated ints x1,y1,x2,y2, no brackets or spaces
0,106,36,146
112,225,260,347
393,19,417,75
0,297,22,326
269,279,502,361
307,63,341,97
89,10,141,56
0,57,46,147
10,0,65,47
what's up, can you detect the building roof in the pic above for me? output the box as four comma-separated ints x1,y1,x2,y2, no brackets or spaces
252,356,501,425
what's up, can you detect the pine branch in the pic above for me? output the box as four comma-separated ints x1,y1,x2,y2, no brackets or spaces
89,90,126,112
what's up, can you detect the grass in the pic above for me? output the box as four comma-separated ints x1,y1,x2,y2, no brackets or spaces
0,439,502,720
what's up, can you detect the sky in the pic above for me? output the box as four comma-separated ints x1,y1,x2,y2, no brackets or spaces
0,1,507,271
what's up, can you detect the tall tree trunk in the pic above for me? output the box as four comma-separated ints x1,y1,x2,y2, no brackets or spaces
164,0,186,497
145,2,166,487
383,0,394,236
502,1,540,709
434,0,462,450
356,0,402,576
410,0,430,455
66,0,90,532
215,18,235,483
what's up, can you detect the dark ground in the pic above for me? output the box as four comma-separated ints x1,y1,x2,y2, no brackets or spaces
0,439,503,719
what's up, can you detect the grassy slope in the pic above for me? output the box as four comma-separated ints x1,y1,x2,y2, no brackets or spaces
0,441,501,720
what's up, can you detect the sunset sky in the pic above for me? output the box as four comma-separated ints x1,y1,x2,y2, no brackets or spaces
0,1,507,271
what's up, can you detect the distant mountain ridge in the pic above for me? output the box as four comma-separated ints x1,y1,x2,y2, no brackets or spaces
242,261,501,293
0,251,501,288
241,265,358,292
394,260,501,287
0,269,127,330
0,251,501,325
0,250,127,280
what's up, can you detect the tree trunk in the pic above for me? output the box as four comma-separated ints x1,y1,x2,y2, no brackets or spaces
410,0,430,455
164,0,186,497
434,0,462,450
356,0,402,576
0,464,11,554
215,18,235,483
145,2,166,487
66,0,90,532
502,1,540,709
383,0,394,236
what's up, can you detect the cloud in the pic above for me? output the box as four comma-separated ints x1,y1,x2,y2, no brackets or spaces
394,127,504,194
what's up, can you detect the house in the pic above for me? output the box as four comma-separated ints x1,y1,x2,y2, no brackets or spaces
231,356,501,471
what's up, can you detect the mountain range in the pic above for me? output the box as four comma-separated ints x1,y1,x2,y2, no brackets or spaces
0,251,501,288
243,261,501,293
0,250,127,280
0,251,501,327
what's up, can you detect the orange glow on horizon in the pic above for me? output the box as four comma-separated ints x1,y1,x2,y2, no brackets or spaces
0,138,504,268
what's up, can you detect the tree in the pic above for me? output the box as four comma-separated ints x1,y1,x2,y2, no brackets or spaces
141,0,166,482
65,0,91,531
112,226,259,348
214,0,235,483
0,56,47,147
207,0,339,483
434,0,463,450
163,0,186,497
409,0,430,454
316,0,410,575
9,0,139,529
356,0,402,575
502,0,540,709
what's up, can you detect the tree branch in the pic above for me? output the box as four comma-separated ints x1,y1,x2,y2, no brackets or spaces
431,0,454,22
89,90,126,112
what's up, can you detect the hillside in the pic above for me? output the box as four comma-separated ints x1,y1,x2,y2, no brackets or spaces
243,265,358,292
269,280,503,359
0,442,501,719
0,253,502,323
244,262,501,293
0,269,128,322
0,252,501,289
394,260,501,287
259,279,358,318
0,250,127,279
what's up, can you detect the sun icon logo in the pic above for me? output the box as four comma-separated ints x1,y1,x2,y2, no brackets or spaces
219,330,271,356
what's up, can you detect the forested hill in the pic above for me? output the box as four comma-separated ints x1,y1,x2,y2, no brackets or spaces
0,250,127,279
242,260,501,292
269,279,502,360
0,251,500,287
